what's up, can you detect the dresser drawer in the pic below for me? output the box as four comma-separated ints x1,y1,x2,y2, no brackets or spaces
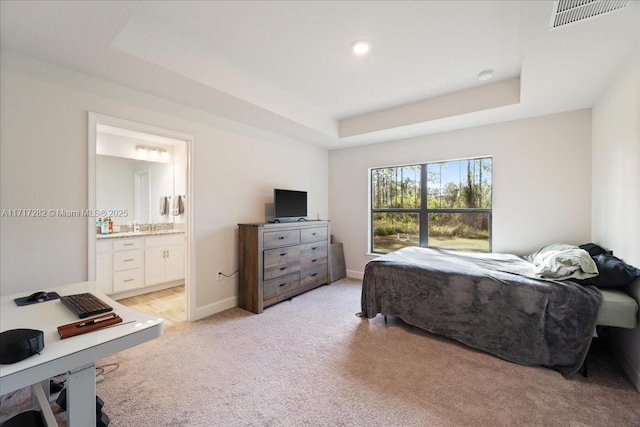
300,264,327,288
264,245,302,266
263,272,299,301
301,226,328,243
113,249,143,271
300,254,327,270
113,269,143,292
299,241,328,257
264,259,301,281
113,238,142,251
263,229,300,249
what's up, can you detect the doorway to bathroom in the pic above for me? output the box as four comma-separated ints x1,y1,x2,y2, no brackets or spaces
88,112,195,323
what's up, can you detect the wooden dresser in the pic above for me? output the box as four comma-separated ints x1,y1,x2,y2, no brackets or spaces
238,221,330,313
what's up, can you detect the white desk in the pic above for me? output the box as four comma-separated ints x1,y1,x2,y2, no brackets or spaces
0,281,163,426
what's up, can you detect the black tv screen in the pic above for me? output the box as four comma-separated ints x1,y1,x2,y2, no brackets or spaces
274,189,307,219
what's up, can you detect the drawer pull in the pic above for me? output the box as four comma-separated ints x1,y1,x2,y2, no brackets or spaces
311,259,317,263
279,253,286,257
279,283,287,287
124,243,134,246
310,273,318,277
124,258,134,262
312,232,317,236
124,279,134,282
278,236,285,240
311,247,317,250
279,266,287,271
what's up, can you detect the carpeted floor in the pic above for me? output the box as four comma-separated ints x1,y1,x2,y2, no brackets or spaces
91,278,640,426
4,279,637,426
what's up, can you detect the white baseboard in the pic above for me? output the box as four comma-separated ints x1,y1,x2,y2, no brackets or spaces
347,269,364,280
110,280,184,300
194,295,238,320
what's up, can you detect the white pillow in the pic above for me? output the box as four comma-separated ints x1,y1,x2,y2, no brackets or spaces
526,244,599,280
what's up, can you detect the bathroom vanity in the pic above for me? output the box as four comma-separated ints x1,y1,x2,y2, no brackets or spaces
96,230,185,299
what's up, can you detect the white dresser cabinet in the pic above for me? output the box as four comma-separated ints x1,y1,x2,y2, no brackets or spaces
112,238,144,293
144,234,185,286
96,232,185,296
95,240,112,294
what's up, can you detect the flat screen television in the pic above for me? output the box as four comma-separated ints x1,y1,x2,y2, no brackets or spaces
274,189,307,221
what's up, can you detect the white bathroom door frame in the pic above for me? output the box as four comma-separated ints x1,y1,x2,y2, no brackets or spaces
88,112,196,321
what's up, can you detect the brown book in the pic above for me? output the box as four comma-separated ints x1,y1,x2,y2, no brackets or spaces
57,312,123,339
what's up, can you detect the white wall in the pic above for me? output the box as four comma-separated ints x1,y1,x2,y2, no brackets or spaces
329,110,593,276
0,51,329,318
592,53,640,267
592,51,640,392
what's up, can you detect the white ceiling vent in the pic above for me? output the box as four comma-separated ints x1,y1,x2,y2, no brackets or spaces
549,0,629,29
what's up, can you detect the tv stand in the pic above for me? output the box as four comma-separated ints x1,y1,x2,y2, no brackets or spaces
238,221,330,314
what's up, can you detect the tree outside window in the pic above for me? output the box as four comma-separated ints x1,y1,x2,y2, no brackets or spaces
371,158,492,253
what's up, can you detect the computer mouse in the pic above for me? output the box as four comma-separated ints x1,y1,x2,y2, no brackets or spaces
27,291,47,301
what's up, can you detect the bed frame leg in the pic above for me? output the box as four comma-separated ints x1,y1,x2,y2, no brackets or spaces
384,315,387,324
580,336,596,378
580,347,589,377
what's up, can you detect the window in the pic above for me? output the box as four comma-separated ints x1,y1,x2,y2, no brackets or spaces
371,157,492,254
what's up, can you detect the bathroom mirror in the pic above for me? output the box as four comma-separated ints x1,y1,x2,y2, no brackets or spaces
96,155,175,225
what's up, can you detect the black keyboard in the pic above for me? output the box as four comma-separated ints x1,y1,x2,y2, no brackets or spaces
60,293,113,319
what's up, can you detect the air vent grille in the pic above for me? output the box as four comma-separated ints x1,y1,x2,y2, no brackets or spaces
549,0,629,29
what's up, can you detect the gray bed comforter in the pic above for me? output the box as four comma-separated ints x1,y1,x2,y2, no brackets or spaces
361,247,602,377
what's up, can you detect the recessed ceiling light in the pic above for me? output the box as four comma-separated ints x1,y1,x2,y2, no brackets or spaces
351,40,371,55
478,69,494,81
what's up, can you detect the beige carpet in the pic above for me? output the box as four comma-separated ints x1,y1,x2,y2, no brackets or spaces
92,278,639,426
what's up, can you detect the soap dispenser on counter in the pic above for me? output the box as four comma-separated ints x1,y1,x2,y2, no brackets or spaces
98,217,109,235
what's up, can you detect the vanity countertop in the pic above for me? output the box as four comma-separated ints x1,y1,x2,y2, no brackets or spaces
96,229,185,240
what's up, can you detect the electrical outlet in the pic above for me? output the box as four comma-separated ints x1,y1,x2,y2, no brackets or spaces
217,271,223,281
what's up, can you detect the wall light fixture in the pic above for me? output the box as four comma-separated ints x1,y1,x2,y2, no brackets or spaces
136,145,169,161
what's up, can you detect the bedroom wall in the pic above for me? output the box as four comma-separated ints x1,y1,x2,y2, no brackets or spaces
328,109,593,277
592,51,640,392
0,51,329,318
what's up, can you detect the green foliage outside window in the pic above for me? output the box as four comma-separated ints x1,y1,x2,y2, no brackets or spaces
426,158,492,209
371,158,492,253
371,165,421,209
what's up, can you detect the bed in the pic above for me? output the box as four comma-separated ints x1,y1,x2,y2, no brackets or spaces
360,246,606,377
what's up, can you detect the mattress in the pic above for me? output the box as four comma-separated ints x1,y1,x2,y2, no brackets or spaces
598,289,638,329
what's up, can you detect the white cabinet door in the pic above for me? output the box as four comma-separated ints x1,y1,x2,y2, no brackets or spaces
144,234,185,286
145,246,166,286
95,251,112,294
164,244,185,282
